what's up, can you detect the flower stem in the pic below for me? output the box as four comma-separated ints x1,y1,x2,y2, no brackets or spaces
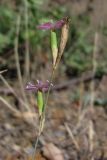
32,67,55,160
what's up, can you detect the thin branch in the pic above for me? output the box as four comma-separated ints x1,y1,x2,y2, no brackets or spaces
24,0,30,80
0,74,28,109
89,32,99,160
14,14,30,112
90,32,99,111
0,96,20,115
64,123,80,151
0,69,8,74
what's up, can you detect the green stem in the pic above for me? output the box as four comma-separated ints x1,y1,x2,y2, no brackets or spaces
32,67,55,160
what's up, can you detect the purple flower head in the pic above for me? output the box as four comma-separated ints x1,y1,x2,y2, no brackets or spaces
54,19,65,29
26,80,53,93
37,22,53,30
37,19,65,30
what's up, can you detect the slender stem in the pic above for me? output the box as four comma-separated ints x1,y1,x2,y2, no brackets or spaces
41,67,55,121
32,67,55,160
32,128,40,160
89,33,99,159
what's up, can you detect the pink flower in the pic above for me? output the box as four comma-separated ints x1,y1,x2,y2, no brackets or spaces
37,19,65,30
37,22,53,30
26,80,53,93
54,19,65,29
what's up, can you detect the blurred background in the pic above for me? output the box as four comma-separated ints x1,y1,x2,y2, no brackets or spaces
0,0,107,159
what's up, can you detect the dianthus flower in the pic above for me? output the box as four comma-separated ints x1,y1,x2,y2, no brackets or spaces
26,80,53,93
37,19,65,30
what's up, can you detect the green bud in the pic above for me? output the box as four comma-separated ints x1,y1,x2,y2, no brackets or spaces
50,30,58,66
37,91,44,117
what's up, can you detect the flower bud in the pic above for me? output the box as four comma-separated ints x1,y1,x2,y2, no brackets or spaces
50,30,58,66
37,91,44,117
